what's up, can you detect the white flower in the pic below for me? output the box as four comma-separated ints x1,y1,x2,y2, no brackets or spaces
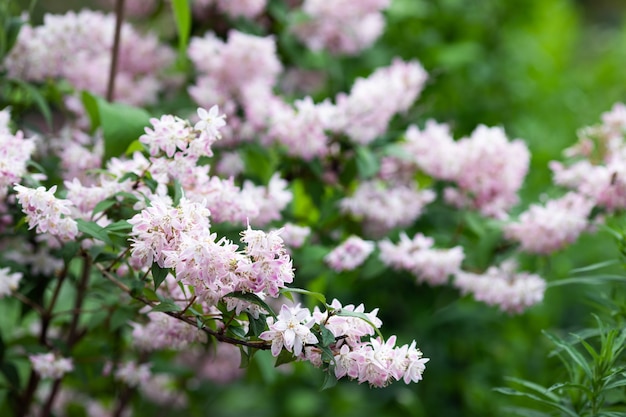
0,267,22,298
260,304,318,357
194,106,226,138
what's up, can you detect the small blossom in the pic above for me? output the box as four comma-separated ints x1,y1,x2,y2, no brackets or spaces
0,267,22,298
260,304,318,357
325,236,375,272
29,353,73,379
114,361,152,387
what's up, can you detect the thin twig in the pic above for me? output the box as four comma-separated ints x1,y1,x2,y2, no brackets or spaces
106,0,126,102
95,264,272,350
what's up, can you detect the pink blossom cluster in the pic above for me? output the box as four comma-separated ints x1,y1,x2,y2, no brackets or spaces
50,127,103,185
13,185,79,242
188,31,281,105
330,60,428,145
192,0,267,19
260,300,429,387
504,192,594,254
325,236,375,272
550,103,626,211
129,199,295,305
454,260,546,314
98,0,159,17
131,310,208,351
179,344,245,384
114,361,152,387
0,109,36,197
292,0,390,55
0,267,22,298
340,180,435,235
274,223,311,250
378,233,465,286
139,374,188,409
5,10,174,105
140,106,225,159
29,353,74,379
405,123,530,218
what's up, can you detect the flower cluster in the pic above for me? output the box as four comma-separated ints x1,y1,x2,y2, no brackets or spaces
404,123,530,218
192,0,267,19
293,0,390,55
13,185,79,242
29,353,74,379
0,109,36,198
550,102,626,211
340,180,435,235
260,300,429,387
325,236,376,272
504,192,594,254
378,233,465,286
454,260,546,314
5,10,174,105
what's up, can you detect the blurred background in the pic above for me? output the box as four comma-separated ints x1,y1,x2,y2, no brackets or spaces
18,0,626,416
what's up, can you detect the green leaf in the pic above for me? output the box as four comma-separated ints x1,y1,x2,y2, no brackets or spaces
81,91,151,162
151,263,170,291
10,78,52,127
319,324,335,347
274,349,297,367
247,312,267,337
224,291,276,318
59,241,80,264
172,179,184,206
103,220,132,233
494,387,578,417
92,199,116,217
355,146,379,179
320,371,338,391
171,0,191,55
547,275,626,288
543,331,592,379
125,139,145,155
81,90,101,133
76,218,112,245
151,300,182,313
0,362,19,389
280,288,326,305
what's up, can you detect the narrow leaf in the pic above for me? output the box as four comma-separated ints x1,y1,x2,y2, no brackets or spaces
224,291,276,318
355,146,379,179
280,288,326,305
171,0,191,55
335,310,384,340
76,218,112,245
151,300,182,313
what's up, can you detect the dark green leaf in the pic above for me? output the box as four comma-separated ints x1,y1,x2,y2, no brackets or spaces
247,312,267,337
151,263,170,291
225,292,276,318
319,324,335,347
320,371,338,391
59,241,80,264
81,90,101,133
10,78,52,127
172,179,183,206
274,349,297,367
0,363,19,389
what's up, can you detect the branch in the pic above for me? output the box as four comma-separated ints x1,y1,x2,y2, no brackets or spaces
95,264,272,350
106,0,126,102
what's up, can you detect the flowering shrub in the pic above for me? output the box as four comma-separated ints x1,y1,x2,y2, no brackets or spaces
1,0,626,416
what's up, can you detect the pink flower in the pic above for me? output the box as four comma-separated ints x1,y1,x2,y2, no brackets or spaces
325,236,375,272
29,353,73,379
0,267,22,298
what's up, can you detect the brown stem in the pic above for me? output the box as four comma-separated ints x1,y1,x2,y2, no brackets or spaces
106,0,126,102
39,253,93,417
96,264,272,350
